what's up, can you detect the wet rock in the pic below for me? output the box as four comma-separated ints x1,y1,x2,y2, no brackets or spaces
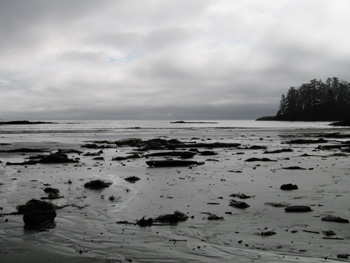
245,157,276,162
17,199,56,226
282,166,306,170
285,206,312,212
124,176,140,183
84,179,112,190
137,217,154,227
146,160,204,167
42,187,61,200
155,211,188,224
229,199,250,209
36,152,78,164
321,215,349,223
92,157,104,161
284,138,327,144
337,254,349,259
259,231,276,236
280,184,298,190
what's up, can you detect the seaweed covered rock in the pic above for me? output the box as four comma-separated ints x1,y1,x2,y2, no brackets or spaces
17,199,56,226
84,179,112,190
155,211,188,224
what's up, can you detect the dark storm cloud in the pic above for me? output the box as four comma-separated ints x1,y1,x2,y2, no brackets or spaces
0,0,349,120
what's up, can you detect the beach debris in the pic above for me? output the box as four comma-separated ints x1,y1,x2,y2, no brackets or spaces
321,215,349,223
17,199,56,226
280,184,298,190
282,166,306,170
245,157,276,162
146,160,204,167
229,199,250,209
124,176,140,183
84,179,112,190
285,206,312,212
229,193,254,199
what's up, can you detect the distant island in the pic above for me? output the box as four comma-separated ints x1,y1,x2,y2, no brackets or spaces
171,121,218,124
0,120,56,125
257,77,350,123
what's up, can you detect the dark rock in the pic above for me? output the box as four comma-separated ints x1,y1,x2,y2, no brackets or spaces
124,176,140,183
146,160,204,167
265,202,289,207
0,148,47,153
337,254,349,259
16,199,56,226
36,152,78,164
229,199,250,209
260,231,276,236
245,157,276,162
155,211,188,224
44,187,59,195
282,166,306,170
321,215,349,223
280,184,298,190
284,138,327,144
92,157,104,161
84,179,112,190
285,206,312,212
137,217,154,227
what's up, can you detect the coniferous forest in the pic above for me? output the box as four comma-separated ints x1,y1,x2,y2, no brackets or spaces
262,77,350,121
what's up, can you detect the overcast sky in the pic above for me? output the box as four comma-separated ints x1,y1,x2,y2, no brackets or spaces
0,0,349,120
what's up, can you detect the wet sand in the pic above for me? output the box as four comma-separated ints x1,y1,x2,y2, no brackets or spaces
1,125,350,262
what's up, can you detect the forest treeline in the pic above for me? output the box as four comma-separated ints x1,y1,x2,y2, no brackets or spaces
270,77,350,121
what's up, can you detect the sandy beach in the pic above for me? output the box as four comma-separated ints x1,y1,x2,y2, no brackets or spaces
0,120,349,262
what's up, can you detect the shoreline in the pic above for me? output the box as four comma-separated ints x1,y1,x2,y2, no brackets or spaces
1,122,350,262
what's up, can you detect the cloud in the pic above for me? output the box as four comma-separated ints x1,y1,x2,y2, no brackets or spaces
1,0,350,120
